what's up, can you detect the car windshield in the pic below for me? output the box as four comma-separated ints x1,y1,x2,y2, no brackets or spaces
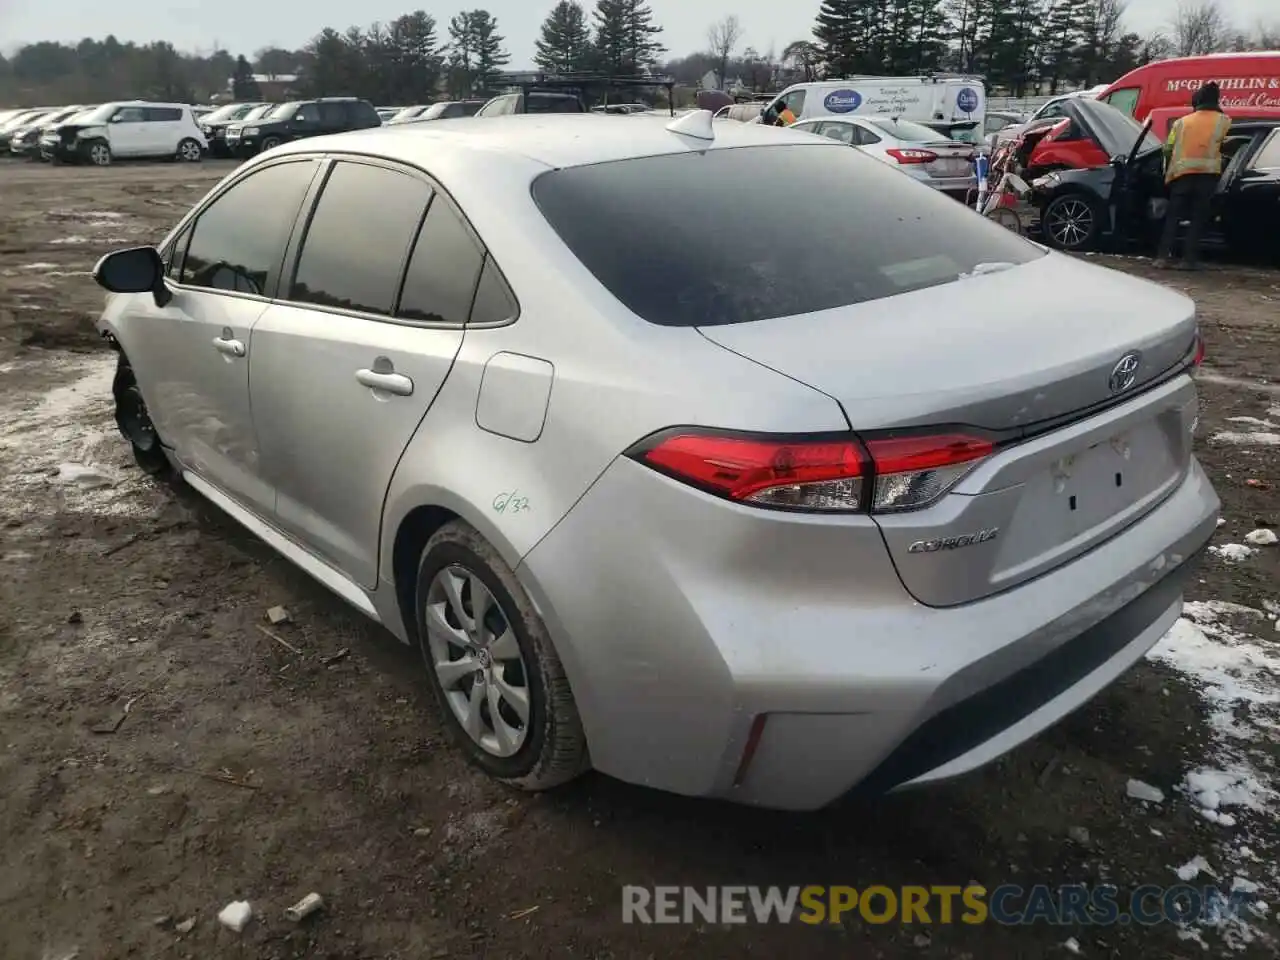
532,144,1043,328
397,105,431,120
200,104,238,123
40,107,81,125
266,102,300,120
868,118,948,142
1079,99,1161,156
241,104,273,122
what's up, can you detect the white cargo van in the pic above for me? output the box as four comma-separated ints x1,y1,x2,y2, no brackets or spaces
759,76,986,131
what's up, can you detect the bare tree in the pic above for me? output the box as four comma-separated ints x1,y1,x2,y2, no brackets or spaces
1170,0,1229,56
1251,20,1280,48
706,15,742,89
781,39,820,82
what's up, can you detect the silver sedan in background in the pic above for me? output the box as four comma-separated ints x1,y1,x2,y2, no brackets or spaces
92,113,1217,810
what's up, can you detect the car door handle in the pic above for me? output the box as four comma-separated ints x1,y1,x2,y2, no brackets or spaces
355,369,414,396
212,336,245,357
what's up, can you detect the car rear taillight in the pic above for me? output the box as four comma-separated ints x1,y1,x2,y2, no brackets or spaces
1193,333,1205,367
629,429,995,513
886,148,938,164
863,434,993,512
634,432,869,511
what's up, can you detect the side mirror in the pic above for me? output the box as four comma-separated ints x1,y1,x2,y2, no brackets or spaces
93,246,172,308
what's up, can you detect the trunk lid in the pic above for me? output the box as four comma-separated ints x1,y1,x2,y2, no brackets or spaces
698,253,1199,606
918,140,975,179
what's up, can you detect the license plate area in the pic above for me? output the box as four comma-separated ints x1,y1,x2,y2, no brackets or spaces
929,158,973,177
1027,421,1178,534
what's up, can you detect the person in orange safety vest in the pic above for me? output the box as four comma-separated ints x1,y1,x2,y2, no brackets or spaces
765,101,797,126
1155,81,1231,271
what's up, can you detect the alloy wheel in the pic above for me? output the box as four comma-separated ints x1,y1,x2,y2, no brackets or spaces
90,144,111,166
179,140,202,162
1046,198,1094,250
424,566,531,758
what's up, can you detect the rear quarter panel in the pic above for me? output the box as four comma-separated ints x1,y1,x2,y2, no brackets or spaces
376,148,847,585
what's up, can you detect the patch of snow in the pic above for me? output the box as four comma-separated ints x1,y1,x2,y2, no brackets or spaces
1176,855,1215,882
1209,543,1256,562
1126,779,1165,803
20,262,58,270
1226,416,1278,429
1244,529,1277,547
1148,607,1280,950
1210,430,1280,446
0,355,168,529
1063,937,1081,954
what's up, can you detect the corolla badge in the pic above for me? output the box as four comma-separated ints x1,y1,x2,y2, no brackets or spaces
824,90,862,113
907,528,999,553
1108,352,1142,394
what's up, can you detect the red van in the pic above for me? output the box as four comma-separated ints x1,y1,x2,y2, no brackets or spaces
1098,53,1280,122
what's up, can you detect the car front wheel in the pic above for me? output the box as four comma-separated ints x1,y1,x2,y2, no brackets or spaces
1041,193,1104,252
260,136,281,152
85,141,112,167
177,138,203,162
112,353,170,476
415,520,588,790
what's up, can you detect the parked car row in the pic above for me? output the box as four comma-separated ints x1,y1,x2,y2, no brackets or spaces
0,101,208,165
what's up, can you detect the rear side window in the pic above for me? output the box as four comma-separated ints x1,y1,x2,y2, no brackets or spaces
468,257,518,324
352,101,381,125
146,107,183,122
290,162,433,315
181,159,319,295
532,144,1044,327
397,197,484,324
319,102,345,124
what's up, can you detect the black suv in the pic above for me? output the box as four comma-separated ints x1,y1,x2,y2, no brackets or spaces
474,91,586,117
224,98,382,156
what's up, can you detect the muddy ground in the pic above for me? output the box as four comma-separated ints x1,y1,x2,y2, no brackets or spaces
0,160,1277,960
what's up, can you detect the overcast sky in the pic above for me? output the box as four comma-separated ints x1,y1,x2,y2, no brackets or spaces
1,0,1275,67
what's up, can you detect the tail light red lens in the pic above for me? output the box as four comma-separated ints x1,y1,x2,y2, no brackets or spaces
636,432,869,511
886,148,938,164
630,429,995,513
1192,333,1205,367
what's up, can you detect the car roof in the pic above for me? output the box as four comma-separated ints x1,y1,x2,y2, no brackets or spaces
269,112,837,171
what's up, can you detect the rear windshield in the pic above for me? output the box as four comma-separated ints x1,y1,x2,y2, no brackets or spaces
531,144,1043,327
868,118,948,142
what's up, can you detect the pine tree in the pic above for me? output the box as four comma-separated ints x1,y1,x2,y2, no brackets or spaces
536,1,592,74
470,10,510,89
231,55,261,99
814,0,860,77
592,0,664,75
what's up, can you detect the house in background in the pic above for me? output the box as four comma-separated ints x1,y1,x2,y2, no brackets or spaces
220,73,299,102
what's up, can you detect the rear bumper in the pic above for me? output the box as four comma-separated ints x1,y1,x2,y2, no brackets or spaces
517,454,1219,811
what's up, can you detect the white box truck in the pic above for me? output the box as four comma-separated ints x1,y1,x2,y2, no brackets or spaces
757,76,986,132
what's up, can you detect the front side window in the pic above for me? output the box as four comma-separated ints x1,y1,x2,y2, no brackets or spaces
1104,88,1140,117
1251,129,1280,171
181,160,319,296
113,107,146,123
289,161,433,315
532,144,1044,328
780,90,806,115
398,196,484,324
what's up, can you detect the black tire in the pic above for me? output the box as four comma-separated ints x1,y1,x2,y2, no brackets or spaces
415,520,588,790
176,138,203,163
112,354,170,477
84,140,112,167
1041,192,1104,252
260,136,281,153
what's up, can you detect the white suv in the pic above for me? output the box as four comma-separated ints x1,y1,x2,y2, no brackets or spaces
40,101,207,166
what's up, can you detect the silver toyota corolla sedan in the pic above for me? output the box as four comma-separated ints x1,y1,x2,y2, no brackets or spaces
92,112,1219,811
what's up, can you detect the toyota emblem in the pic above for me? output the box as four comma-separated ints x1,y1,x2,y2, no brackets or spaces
1108,352,1141,394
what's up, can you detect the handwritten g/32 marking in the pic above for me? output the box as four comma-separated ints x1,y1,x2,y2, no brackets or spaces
494,491,530,515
